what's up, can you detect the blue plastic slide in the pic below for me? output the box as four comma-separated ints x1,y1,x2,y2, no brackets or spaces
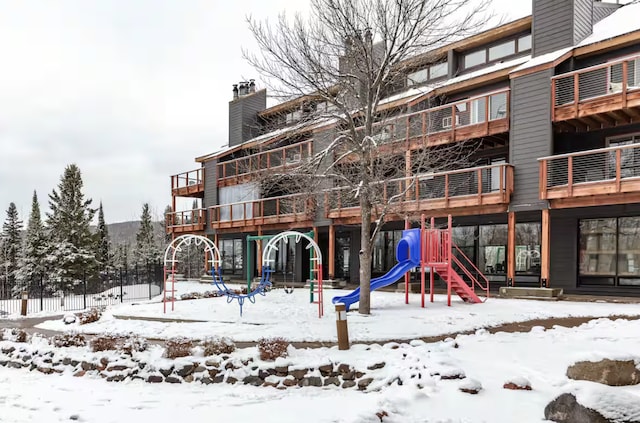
332,228,422,311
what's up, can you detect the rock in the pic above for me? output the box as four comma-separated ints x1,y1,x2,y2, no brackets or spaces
165,376,181,384
357,378,374,390
1,347,15,354
7,361,23,369
299,376,322,387
290,369,308,379
355,371,364,378
81,361,96,371
74,370,86,377
224,362,235,370
183,375,194,383
324,376,340,386
69,414,80,421
106,365,129,372
37,367,53,374
213,374,224,384
226,376,238,385
503,378,532,390
567,359,640,386
262,382,278,388
258,370,271,380
342,371,355,381
193,366,206,374
367,362,386,371
204,359,219,367
106,375,126,382
62,358,72,366
282,377,297,387
70,360,80,367
177,364,195,377
100,357,109,367
275,365,289,376
200,377,213,385
319,364,334,376
243,376,264,386
459,379,482,395
63,314,77,325
342,380,356,389
544,393,609,423
159,367,174,378
337,364,351,374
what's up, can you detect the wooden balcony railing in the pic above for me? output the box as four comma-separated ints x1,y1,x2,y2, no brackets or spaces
325,163,514,220
350,89,510,150
539,143,640,204
217,141,313,183
171,168,204,197
209,193,315,229
552,54,640,122
166,209,206,233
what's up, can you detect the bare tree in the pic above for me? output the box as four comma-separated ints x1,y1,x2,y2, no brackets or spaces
245,0,493,314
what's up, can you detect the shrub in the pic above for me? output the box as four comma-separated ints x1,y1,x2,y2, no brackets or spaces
257,337,289,361
52,333,86,348
90,335,120,352
120,335,148,356
165,337,193,359
79,308,102,325
202,291,220,298
180,292,203,301
11,329,28,343
201,336,236,356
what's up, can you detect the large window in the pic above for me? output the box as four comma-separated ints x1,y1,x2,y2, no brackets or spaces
579,217,640,287
463,33,531,70
220,239,243,273
373,230,403,273
479,225,507,275
515,223,541,275
464,50,486,69
407,61,448,86
218,183,259,221
488,40,515,61
608,134,640,178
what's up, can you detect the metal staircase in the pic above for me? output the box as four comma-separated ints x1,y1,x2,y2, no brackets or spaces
423,217,489,306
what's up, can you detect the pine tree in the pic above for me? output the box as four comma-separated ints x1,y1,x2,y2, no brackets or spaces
15,192,46,295
135,203,160,264
163,204,173,245
1,202,23,298
46,164,98,292
113,243,129,269
95,202,111,271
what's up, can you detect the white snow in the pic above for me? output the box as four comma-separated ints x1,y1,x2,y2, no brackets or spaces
35,283,640,343
2,315,640,422
579,2,640,48
511,47,572,73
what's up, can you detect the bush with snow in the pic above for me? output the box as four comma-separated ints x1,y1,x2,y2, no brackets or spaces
62,314,77,325
79,308,102,325
52,333,86,348
200,336,235,356
164,337,194,359
257,337,289,361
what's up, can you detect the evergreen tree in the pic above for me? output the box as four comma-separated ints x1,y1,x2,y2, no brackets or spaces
1,202,23,298
163,204,173,245
113,243,129,269
15,192,46,295
46,164,98,292
95,202,111,271
135,203,160,264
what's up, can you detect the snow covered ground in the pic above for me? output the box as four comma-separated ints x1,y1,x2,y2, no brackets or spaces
36,281,640,342
2,317,640,422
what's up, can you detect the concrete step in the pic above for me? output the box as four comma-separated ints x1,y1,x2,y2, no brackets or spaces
498,287,563,300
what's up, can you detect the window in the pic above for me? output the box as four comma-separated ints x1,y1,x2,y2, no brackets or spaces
464,50,486,68
470,98,486,124
515,223,541,274
218,183,259,221
489,92,508,120
579,218,617,285
518,34,531,52
220,239,243,273
608,134,640,178
479,225,507,275
488,40,515,61
609,57,640,93
407,61,448,86
373,230,403,273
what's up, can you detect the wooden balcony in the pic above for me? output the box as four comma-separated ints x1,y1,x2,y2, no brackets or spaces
217,141,312,186
325,163,514,223
166,209,207,234
209,193,315,232
552,54,640,131
539,143,640,208
171,168,204,198
349,89,510,154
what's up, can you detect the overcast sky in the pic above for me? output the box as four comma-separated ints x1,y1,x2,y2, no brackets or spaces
0,0,531,224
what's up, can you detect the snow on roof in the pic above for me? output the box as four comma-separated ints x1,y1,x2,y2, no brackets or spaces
578,2,640,47
444,55,530,86
378,86,430,106
511,47,572,73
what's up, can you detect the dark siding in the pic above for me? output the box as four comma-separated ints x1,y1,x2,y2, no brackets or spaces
592,2,621,24
509,70,553,210
573,0,593,45
532,0,575,57
313,127,337,227
551,205,640,297
228,90,267,147
203,159,218,235
554,123,640,155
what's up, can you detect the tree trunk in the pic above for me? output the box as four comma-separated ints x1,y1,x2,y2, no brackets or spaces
358,202,372,315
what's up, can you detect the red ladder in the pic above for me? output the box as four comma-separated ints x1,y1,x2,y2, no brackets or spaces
163,265,177,313
423,216,489,306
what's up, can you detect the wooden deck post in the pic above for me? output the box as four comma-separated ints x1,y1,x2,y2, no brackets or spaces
507,212,516,287
328,224,335,280
541,208,550,288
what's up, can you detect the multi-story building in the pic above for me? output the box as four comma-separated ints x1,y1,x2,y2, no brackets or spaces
168,0,640,296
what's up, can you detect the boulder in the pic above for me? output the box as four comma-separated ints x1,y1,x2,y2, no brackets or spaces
544,393,609,423
567,359,640,386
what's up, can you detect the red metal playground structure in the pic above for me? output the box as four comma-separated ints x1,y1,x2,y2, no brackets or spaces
332,214,489,311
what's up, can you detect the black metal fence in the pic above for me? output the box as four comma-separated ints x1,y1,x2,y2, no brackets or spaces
0,262,164,316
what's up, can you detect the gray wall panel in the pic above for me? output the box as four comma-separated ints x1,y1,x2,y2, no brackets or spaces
228,90,267,147
203,159,218,235
509,70,553,209
533,0,574,56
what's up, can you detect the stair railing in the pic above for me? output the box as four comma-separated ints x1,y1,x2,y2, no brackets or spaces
451,244,490,299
